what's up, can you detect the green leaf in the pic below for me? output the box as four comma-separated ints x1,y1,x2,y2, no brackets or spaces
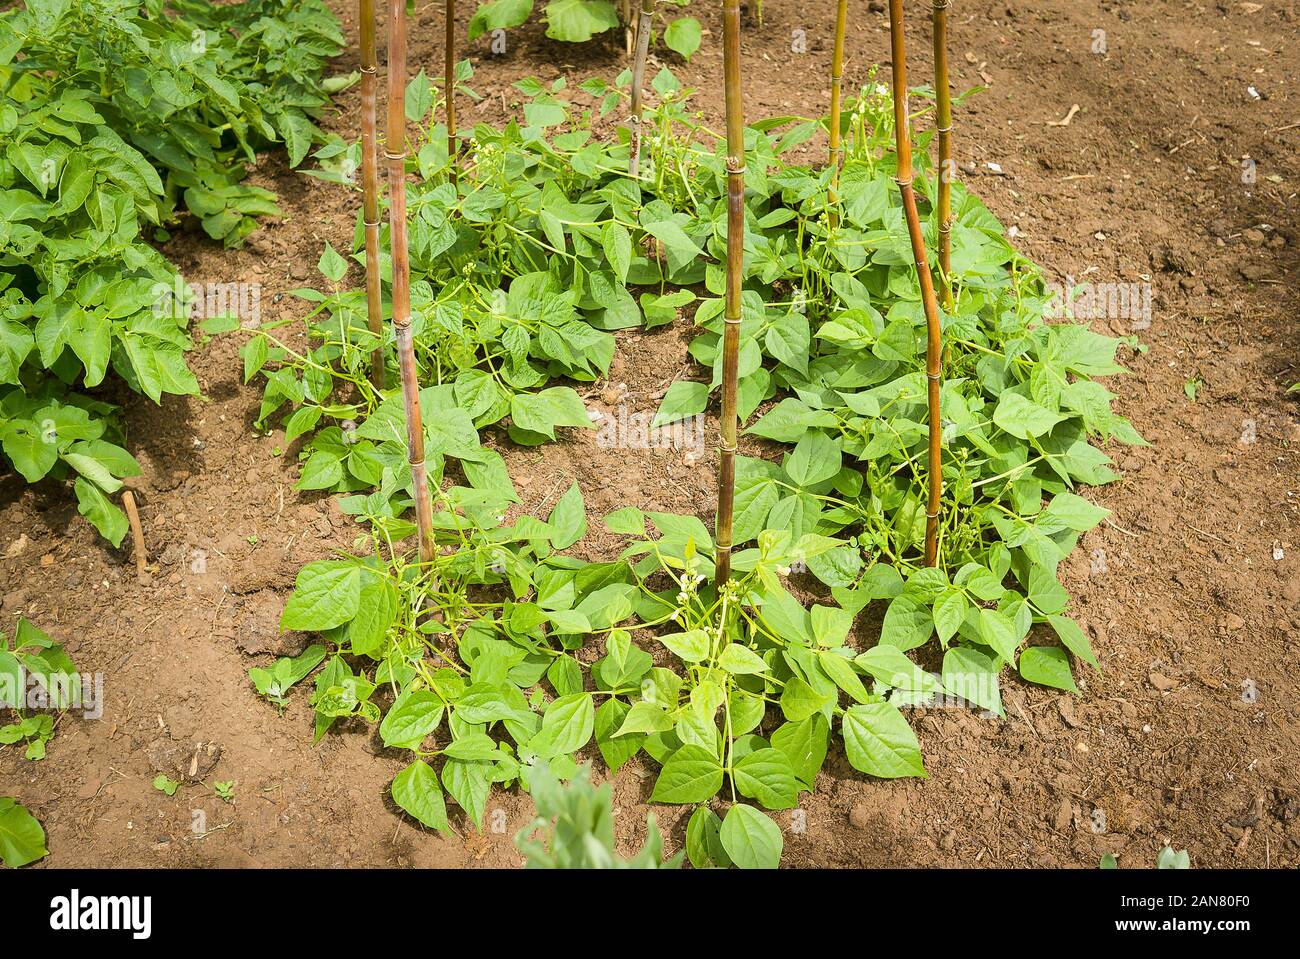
379,689,445,749
855,645,939,694
650,744,723,803
1039,491,1110,533
841,702,927,779
880,594,933,651
779,676,832,722
1,422,58,483
663,17,702,61
941,645,1003,716
510,387,593,440
595,698,643,771
719,803,782,869
73,477,128,546
975,607,1020,662
391,760,449,833
615,700,675,736
1018,646,1078,692
784,432,841,487
318,242,348,283
441,758,492,830
469,0,534,41
931,588,968,644
602,221,632,284
652,379,709,428
733,748,800,810
817,650,871,704
685,806,730,868
993,392,1067,440
544,0,619,42
718,643,767,675
659,629,710,663
405,69,433,123
529,692,595,759
547,481,587,550
770,714,829,788
1049,614,1100,671
0,797,48,867
280,561,361,632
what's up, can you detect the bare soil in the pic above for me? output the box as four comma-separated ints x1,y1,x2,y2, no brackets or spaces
3,0,1298,868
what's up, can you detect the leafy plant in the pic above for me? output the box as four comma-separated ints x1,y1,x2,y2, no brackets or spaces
0,797,48,867
256,66,1141,870
468,0,698,53
0,618,79,760
152,774,180,796
1101,846,1190,869
248,644,327,708
0,0,344,540
213,780,235,802
514,761,681,868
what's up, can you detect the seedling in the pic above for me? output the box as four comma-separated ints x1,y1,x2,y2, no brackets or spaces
213,781,236,803
152,775,180,797
0,619,79,761
515,762,681,868
1100,846,1191,869
248,645,328,708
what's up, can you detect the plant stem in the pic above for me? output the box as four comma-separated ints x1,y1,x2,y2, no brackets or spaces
445,0,458,184
932,0,954,310
629,0,655,177
387,0,436,565
359,0,385,389
887,0,944,567
714,0,744,588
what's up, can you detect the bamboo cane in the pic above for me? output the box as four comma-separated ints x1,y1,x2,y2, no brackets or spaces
628,0,654,177
714,0,744,588
387,0,436,564
445,0,458,183
887,0,943,567
359,0,385,389
827,0,848,193
932,0,954,310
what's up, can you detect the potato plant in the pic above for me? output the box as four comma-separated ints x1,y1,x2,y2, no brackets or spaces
0,0,344,542
256,68,1141,867
469,0,700,57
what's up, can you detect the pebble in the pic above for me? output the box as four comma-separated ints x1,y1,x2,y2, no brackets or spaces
1054,797,1073,831
1149,672,1177,691
848,804,873,829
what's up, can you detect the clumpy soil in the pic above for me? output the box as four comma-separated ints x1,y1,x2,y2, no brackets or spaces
2,0,1298,868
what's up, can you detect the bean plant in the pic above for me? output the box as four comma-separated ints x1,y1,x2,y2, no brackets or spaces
249,67,1142,867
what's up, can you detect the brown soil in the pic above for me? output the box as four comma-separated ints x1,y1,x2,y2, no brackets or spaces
2,0,1298,869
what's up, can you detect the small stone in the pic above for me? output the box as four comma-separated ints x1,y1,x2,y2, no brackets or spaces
1243,228,1266,246
1054,797,1073,831
1058,698,1082,728
40,553,54,567
1224,612,1246,631
939,830,956,850
5,533,28,558
1149,672,1177,691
